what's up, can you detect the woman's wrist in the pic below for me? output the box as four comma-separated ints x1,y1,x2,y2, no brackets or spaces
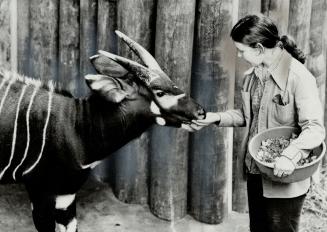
282,145,303,164
214,113,221,125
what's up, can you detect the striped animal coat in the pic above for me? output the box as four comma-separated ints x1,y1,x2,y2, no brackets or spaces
0,70,154,186
0,30,205,232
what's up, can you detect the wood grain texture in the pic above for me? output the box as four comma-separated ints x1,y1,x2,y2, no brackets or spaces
232,0,261,213
28,0,59,82
17,0,30,75
97,0,117,53
105,0,156,205
150,0,196,220
58,0,80,96
261,0,290,35
288,0,312,58
307,0,326,104
92,0,118,192
79,0,97,96
0,0,11,70
189,0,235,224
322,0,327,167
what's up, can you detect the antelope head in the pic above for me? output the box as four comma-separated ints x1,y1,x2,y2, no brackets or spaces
86,30,205,127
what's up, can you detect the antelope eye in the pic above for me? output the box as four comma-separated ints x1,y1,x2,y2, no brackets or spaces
156,91,166,97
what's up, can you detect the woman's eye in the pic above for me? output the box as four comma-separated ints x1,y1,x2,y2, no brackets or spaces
156,91,166,97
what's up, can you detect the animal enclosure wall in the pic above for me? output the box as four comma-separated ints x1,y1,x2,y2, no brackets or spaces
0,0,326,225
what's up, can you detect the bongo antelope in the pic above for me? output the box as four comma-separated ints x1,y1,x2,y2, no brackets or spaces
0,31,205,232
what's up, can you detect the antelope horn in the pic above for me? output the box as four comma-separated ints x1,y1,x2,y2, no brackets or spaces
115,30,162,71
98,50,152,86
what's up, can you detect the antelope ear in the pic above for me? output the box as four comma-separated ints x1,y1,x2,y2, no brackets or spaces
85,74,129,103
90,54,129,78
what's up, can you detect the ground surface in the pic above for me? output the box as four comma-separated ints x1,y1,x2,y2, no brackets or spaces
0,178,248,232
0,177,324,232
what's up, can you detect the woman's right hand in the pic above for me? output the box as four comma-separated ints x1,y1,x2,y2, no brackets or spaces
181,112,221,132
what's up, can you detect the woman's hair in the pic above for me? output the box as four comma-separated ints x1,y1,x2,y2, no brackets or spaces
230,14,306,64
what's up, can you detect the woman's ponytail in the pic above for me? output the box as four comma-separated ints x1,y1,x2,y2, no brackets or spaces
280,35,306,64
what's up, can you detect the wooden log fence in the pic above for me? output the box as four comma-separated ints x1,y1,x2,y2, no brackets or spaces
58,0,80,96
288,0,312,58
308,0,326,141
262,0,290,35
1,0,327,224
232,0,261,213
108,0,156,205
189,0,235,224
0,0,11,70
17,0,30,75
150,0,196,220
324,1,327,167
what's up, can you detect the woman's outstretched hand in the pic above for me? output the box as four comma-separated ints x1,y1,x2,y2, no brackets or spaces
181,112,221,132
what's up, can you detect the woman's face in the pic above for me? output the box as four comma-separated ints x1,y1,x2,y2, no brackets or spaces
234,42,263,66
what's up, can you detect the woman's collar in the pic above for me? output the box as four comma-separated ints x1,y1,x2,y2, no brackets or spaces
267,49,292,90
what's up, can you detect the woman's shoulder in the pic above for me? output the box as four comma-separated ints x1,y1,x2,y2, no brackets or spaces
288,58,319,94
289,58,315,82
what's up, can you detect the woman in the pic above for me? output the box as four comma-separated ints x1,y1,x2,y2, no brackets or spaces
185,14,325,232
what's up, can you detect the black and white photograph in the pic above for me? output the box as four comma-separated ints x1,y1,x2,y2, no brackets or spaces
0,0,326,231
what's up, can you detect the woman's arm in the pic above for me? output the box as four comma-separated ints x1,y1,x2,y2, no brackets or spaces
283,72,325,163
274,70,325,177
216,109,246,127
182,108,246,132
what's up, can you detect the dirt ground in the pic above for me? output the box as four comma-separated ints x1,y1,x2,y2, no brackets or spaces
0,177,249,232
0,176,324,232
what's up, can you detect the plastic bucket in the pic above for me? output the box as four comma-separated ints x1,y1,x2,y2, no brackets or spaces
248,126,326,183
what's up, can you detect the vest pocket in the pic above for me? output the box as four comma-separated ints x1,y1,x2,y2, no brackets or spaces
272,97,295,125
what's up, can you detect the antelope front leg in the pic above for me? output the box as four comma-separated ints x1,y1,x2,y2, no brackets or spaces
55,194,78,232
25,187,56,232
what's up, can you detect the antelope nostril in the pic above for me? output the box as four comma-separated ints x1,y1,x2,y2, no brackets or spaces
197,108,206,118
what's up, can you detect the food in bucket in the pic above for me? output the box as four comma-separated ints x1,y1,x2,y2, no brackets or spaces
257,133,317,166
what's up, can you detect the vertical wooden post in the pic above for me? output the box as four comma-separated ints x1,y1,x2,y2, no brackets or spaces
117,0,156,58
17,0,30,75
189,0,236,224
150,0,196,220
288,0,312,58
307,0,326,110
308,0,327,178
322,1,327,167
58,0,80,96
28,0,59,82
0,0,11,70
92,0,118,184
97,0,117,53
232,0,261,213
79,0,97,97
261,0,290,35
10,0,17,72
106,0,156,204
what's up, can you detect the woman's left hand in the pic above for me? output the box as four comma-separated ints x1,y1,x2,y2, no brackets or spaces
181,112,221,132
273,156,296,177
